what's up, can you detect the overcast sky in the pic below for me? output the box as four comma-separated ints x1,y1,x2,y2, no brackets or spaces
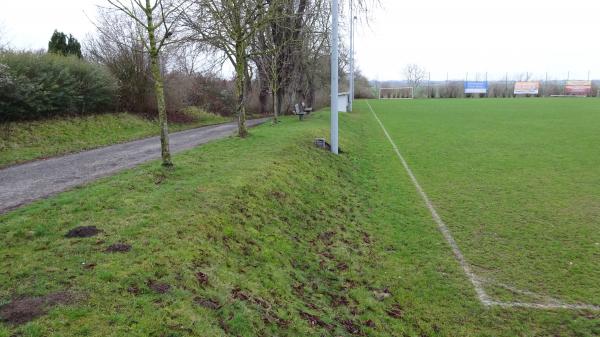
355,0,600,81
1,0,599,81
0,1,99,50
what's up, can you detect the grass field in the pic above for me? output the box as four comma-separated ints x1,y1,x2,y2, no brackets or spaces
0,110,229,168
364,98,600,308
0,100,599,336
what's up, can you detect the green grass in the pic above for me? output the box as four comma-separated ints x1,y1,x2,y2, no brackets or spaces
0,110,230,168
365,98,600,306
0,102,598,336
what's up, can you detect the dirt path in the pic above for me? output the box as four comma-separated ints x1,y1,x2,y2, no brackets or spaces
0,119,268,214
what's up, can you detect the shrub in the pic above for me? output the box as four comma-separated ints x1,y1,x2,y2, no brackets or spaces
353,73,375,99
183,106,228,123
0,51,118,121
186,74,235,116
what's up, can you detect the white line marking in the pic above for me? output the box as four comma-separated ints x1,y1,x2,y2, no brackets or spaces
365,100,600,311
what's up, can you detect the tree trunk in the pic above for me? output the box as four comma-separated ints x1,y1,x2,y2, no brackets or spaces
272,88,279,123
235,46,248,138
275,87,284,120
150,56,172,166
307,76,315,108
258,80,269,115
146,2,172,167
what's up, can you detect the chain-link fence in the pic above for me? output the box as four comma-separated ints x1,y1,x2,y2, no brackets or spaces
377,73,599,98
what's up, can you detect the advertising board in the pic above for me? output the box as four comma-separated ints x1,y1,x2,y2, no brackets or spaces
514,82,540,95
465,81,488,94
565,81,592,95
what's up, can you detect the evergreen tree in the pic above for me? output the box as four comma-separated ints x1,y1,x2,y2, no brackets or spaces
66,35,82,58
48,30,82,58
48,30,67,54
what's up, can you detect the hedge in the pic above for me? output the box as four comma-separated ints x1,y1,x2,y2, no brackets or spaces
0,52,118,121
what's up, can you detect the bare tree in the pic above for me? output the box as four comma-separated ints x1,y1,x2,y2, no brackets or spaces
183,0,274,137
87,9,154,113
403,64,427,89
167,42,208,76
0,22,9,51
253,0,376,120
252,0,311,123
297,0,332,109
106,0,185,166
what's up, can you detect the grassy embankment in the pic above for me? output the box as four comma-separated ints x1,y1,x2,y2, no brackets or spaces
0,102,597,336
0,108,229,168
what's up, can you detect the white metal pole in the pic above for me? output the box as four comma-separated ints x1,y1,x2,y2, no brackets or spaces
485,72,488,98
427,72,431,98
331,0,339,154
349,0,354,112
353,17,357,103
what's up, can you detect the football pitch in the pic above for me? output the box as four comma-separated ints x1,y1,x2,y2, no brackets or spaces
359,98,600,310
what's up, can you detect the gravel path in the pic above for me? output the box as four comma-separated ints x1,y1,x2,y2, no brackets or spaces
0,119,268,214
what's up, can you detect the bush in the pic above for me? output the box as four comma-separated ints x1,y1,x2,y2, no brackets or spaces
183,106,229,123
186,74,235,116
0,51,118,121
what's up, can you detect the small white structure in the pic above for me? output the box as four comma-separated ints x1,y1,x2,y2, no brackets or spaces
338,92,350,112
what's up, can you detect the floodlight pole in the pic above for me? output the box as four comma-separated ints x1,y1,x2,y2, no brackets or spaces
485,72,488,98
349,0,354,112
331,0,339,154
445,72,448,97
427,72,431,98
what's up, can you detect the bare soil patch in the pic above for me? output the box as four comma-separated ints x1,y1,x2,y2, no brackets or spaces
386,304,404,319
341,319,362,335
194,297,221,310
299,311,333,330
105,243,132,253
195,272,209,286
65,226,100,238
0,292,74,325
147,281,171,294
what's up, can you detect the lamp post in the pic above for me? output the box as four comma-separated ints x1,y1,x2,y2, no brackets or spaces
330,0,339,154
349,0,354,112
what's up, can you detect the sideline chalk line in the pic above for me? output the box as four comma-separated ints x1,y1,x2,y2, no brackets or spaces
365,100,599,311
